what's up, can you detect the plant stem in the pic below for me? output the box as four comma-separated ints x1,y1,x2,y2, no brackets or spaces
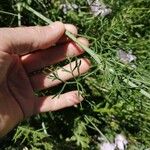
124,79,150,99
0,10,18,16
22,3,150,99
85,115,109,143
17,3,22,26
22,3,101,65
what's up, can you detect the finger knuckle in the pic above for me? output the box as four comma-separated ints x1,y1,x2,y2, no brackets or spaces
31,26,45,49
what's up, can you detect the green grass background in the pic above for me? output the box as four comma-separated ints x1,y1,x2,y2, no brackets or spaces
0,0,150,149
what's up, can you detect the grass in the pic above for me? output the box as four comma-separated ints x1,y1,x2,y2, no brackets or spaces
0,0,150,149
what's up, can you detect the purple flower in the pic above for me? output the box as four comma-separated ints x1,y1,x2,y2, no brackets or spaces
87,0,112,16
100,142,116,150
118,50,137,64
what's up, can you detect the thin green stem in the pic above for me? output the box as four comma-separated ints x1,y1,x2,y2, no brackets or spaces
65,31,102,65
0,10,18,16
84,115,109,143
22,3,101,65
17,3,22,26
123,79,150,99
22,3,150,99
22,3,53,24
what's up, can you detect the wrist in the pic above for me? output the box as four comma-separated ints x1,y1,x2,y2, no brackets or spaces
0,89,23,138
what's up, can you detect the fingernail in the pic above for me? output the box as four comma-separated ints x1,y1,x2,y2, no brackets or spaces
64,24,78,35
74,104,78,108
78,37,90,47
79,95,84,102
76,91,84,102
50,21,64,30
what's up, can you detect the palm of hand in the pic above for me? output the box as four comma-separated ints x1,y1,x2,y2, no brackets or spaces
7,54,36,117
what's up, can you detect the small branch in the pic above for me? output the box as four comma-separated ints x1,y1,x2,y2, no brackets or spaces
22,3,53,24
85,115,109,143
124,79,150,99
17,3,22,26
0,10,18,16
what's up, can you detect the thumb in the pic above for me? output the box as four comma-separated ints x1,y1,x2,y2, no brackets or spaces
0,22,65,55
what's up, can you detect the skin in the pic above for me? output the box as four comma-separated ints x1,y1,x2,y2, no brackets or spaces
0,22,90,137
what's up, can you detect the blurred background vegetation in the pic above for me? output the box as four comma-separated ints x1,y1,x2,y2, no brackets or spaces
0,0,150,149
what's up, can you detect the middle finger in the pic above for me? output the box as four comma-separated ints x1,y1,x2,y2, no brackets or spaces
21,37,89,73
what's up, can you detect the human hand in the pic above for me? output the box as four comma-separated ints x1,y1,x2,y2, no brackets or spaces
0,22,90,137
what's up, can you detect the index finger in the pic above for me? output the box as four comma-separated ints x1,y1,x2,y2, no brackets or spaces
0,22,65,55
